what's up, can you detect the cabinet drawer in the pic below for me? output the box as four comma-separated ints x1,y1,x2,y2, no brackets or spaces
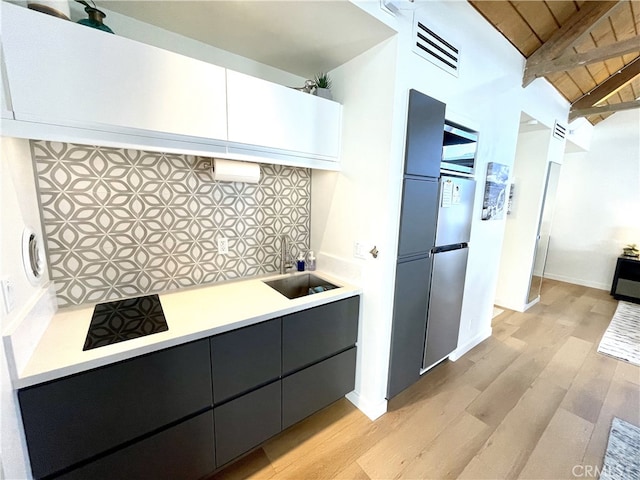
282,296,359,374
282,347,356,429
19,339,212,479
211,318,281,403
59,411,215,480
214,381,281,467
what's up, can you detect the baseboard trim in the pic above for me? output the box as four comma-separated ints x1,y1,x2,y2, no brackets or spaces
494,296,530,313
524,295,540,311
449,327,493,361
542,273,609,291
345,391,387,421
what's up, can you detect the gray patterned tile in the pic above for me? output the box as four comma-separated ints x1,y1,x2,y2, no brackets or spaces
32,141,310,307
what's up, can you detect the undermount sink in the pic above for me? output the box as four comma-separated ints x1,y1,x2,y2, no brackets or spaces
263,274,338,299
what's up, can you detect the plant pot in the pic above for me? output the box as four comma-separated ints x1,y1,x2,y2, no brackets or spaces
315,87,333,100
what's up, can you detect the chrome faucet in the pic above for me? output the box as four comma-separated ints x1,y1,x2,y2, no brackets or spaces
280,234,294,274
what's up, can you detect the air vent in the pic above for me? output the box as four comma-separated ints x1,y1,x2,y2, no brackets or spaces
553,121,567,140
412,18,459,77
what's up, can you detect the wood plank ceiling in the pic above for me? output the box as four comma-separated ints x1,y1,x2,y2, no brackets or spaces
469,0,640,125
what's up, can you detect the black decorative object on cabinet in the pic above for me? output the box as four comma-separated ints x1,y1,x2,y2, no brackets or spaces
75,0,114,34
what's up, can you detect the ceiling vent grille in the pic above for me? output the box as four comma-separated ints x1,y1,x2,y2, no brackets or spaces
553,121,567,140
412,18,460,77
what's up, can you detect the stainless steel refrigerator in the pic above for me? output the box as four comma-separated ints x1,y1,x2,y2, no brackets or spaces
422,175,476,370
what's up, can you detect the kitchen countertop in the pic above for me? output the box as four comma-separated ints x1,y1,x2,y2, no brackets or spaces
15,271,361,389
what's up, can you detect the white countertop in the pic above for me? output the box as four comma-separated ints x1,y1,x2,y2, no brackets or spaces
15,271,361,389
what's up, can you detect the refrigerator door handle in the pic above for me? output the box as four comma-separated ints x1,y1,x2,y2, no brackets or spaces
432,243,468,254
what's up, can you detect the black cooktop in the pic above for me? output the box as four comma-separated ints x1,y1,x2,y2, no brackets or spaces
83,295,169,351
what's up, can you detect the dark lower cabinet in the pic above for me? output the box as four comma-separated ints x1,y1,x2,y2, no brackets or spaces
59,411,215,480
283,347,357,429
19,295,360,479
282,296,359,374
19,339,212,479
214,381,281,467
211,318,281,403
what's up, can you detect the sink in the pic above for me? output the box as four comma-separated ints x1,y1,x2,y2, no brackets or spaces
263,274,338,299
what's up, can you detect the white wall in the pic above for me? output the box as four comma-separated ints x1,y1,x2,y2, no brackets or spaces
389,3,569,358
566,117,594,153
312,36,401,419
495,128,553,311
545,109,640,290
0,137,57,480
316,0,570,415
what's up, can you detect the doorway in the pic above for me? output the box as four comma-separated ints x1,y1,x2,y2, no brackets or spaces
527,162,562,303
495,112,558,312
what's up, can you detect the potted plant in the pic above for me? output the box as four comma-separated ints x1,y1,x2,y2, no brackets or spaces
314,73,333,100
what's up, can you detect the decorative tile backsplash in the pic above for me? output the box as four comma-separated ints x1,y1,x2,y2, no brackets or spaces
31,141,310,308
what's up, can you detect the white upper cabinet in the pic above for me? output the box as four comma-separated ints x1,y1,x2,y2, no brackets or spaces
226,70,342,161
1,3,342,169
1,3,227,140
0,42,13,120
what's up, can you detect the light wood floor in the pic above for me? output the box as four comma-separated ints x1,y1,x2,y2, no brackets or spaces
210,280,640,479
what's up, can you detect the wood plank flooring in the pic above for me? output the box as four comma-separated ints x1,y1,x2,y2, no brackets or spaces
209,280,640,480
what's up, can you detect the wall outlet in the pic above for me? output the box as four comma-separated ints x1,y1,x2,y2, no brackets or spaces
1,277,16,314
217,237,229,255
353,241,367,259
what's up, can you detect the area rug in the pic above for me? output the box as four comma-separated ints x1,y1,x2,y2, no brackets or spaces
597,301,640,367
599,417,640,480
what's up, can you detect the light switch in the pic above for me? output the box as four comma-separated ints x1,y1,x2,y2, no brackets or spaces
1,277,16,314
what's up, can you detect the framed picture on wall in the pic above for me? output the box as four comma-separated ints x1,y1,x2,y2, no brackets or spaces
482,162,510,221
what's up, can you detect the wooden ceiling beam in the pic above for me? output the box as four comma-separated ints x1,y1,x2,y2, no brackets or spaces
523,0,622,87
571,56,640,110
569,99,640,120
524,35,640,83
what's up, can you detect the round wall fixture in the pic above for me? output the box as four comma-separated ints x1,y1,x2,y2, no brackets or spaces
22,227,45,286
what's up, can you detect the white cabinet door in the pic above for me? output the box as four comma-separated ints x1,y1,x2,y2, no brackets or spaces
1,3,226,140
1,42,13,120
226,70,341,160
